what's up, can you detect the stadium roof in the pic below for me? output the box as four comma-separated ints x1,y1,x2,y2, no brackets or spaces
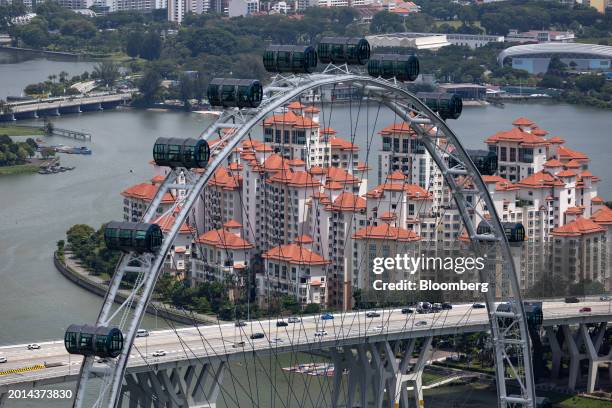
498,42,612,65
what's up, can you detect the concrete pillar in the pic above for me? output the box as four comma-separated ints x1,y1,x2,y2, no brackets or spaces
546,326,563,380
562,324,588,391
579,322,611,393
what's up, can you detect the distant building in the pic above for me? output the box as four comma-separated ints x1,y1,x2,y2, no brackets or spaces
498,42,612,74
168,0,209,23
438,83,487,100
366,32,451,51
445,33,505,49
228,0,258,16
506,29,575,44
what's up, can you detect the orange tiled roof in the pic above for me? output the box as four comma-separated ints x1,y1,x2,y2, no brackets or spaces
262,154,288,172
556,169,577,178
591,206,612,225
591,196,604,203
195,229,253,249
512,117,534,127
208,166,241,190
294,234,314,244
325,166,361,185
263,244,329,266
387,170,407,181
516,171,565,189
379,121,416,136
366,183,431,200
329,136,358,151
543,159,563,167
287,101,306,110
552,217,605,237
481,175,517,191
580,170,593,178
565,206,583,215
353,223,420,242
548,136,565,144
558,146,588,162
121,182,176,204
269,169,321,188
304,106,320,113
223,219,242,229
484,127,549,147
262,111,318,129
330,192,366,212
531,128,548,136
154,212,195,234
320,127,337,135
380,211,397,221
564,160,581,169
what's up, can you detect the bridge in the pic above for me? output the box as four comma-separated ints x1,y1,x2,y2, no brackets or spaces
0,93,133,122
1,300,610,407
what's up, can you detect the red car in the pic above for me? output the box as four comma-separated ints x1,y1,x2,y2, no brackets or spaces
579,307,592,313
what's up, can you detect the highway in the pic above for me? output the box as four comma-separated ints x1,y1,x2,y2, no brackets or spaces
0,300,610,390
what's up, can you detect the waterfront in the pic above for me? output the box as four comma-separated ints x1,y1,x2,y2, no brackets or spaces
1,55,610,407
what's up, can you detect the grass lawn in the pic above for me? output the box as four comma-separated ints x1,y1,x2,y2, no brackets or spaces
0,125,44,137
541,391,612,408
422,371,448,386
0,164,39,175
433,20,482,29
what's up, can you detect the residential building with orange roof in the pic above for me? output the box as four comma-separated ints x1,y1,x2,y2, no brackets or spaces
259,242,329,306
154,211,195,279
352,223,422,291
551,217,608,289
191,220,254,285
121,181,178,222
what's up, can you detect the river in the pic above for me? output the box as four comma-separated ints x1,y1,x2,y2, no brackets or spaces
0,52,609,407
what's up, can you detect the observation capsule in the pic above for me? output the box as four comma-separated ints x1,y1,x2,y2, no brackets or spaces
448,149,498,176
367,54,419,82
263,45,318,74
64,324,124,358
416,92,463,120
104,221,163,253
317,37,370,65
477,221,525,243
207,78,263,109
153,137,210,169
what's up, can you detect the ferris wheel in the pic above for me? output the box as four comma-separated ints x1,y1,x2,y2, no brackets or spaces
65,37,536,408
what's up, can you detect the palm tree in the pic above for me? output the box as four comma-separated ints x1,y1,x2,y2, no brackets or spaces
59,71,69,83
48,74,57,83
93,61,120,89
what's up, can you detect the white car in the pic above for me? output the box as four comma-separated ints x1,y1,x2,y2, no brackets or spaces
136,329,149,337
0,356,7,363
27,344,41,350
415,321,428,327
314,330,328,337
600,295,612,301
152,350,166,357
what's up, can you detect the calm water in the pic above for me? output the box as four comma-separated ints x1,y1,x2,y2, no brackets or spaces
0,54,609,407
0,50,97,99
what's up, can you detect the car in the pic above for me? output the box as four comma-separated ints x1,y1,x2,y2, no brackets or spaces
321,313,334,320
401,308,414,314
96,358,109,364
366,311,380,318
415,321,428,327
600,295,611,301
27,344,41,350
287,316,301,323
136,329,149,338
431,305,442,313
235,321,247,327
232,341,245,348
152,350,166,357
418,302,432,310
250,332,265,339
276,321,288,327
442,303,453,310
565,297,580,303
314,330,328,337
0,356,7,363
472,303,486,309
579,307,592,313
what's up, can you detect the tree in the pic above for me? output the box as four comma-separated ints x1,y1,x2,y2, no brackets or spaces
568,279,606,296
58,71,69,83
539,74,563,89
370,11,404,34
137,67,162,104
125,30,143,58
44,120,54,136
93,61,120,88
575,74,605,93
139,31,162,61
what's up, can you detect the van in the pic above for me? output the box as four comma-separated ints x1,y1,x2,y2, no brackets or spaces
136,329,149,338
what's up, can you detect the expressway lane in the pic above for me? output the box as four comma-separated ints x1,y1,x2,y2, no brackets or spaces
0,300,610,388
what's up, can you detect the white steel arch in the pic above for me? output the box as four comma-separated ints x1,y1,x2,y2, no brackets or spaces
72,72,536,408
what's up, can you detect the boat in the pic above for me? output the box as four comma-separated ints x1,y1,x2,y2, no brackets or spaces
193,110,222,117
